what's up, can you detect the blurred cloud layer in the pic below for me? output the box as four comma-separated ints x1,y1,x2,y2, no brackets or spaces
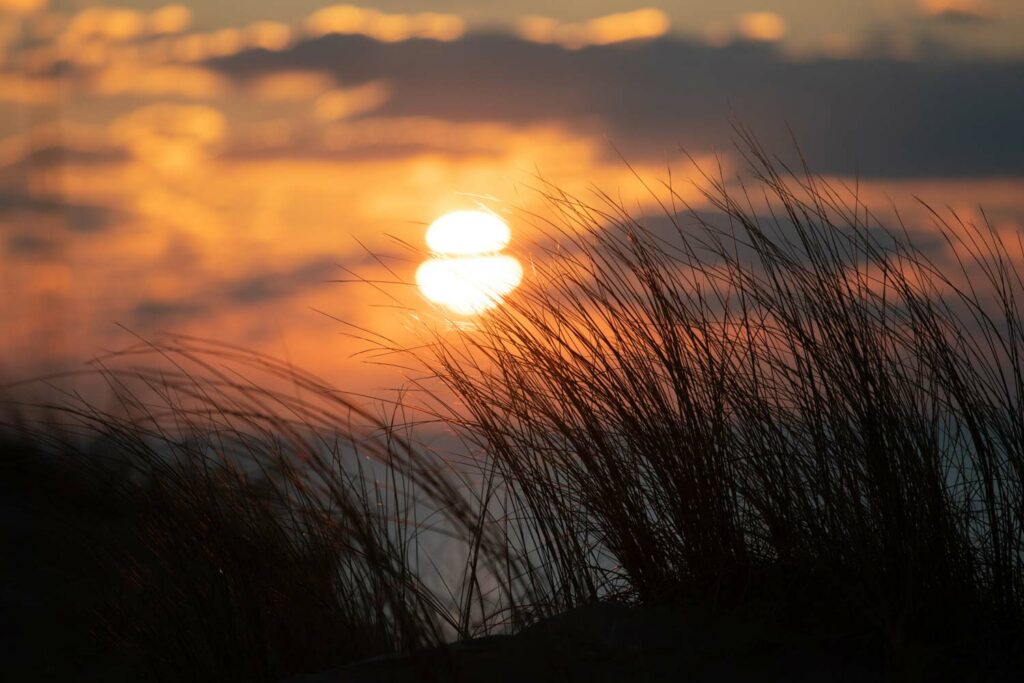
0,2,1021,393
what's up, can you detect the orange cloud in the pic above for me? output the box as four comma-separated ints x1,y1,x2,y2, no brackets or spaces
737,12,787,42
313,81,391,121
516,8,670,49
0,72,58,103
246,70,334,102
305,5,465,42
28,11,65,40
235,119,293,150
206,27,243,57
61,7,146,44
59,5,193,46
29,7,254,69
0,15,22,59
0,0,46,15
584,9,671,46
169,26,286,63
0,121,111,167
170,33,208,62
917,0,993,20
90,64,227,98
109,104,226,174
319,117,566,156
245,21,292,51
147,4,191,36
14,6,197,71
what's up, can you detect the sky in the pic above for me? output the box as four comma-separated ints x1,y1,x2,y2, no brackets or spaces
0,1,1022,397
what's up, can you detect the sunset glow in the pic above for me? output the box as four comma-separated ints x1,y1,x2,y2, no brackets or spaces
0,0,1020,394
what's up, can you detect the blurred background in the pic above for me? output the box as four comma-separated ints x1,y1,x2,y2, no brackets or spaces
1,1,1022,395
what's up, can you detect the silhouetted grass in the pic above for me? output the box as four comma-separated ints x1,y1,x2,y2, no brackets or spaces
2,340,497,681
399,133,1024,674
4,136,1023,680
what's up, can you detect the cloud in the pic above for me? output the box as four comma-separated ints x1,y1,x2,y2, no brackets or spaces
109,104,226,173
224,257,337,305
244,70,333,101
0,190,119,270
0,0,45,15
157,25,296,64
516,8,670,49
0,122,119,169
56,5,188,44
203,28,244,58
305,5,465,43
313,80,391,121
61,7,146,44
737,12,787,42
6,232,56,256
133,298,208,324
89,64,228,98
318,117,588,157
131,257,339,326
245,21,292,52
14,5,199,71
917,0,994,22
27,12,62,40
208,33,1024,178
147,4,191,36
0,72,59,103
232,119,293,151
25,10,268,71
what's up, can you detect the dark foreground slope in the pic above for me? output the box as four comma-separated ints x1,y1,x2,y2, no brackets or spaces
5,421,1017,681
287,601,1023,683
1,436,134,680
0,423,448,682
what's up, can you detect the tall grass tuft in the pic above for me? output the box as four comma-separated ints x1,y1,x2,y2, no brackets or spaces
2,338,495,681
403,134,1024,666
4,135,1023,679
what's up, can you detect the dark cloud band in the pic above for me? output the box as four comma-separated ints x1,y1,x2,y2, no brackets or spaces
211,34,1024,178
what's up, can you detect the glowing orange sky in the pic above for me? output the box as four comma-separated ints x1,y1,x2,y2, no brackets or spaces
0,2,1021,399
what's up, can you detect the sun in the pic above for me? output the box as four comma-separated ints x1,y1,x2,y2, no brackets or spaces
416,210,523,315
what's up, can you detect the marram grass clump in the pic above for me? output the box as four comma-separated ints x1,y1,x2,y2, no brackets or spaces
5,139,1023,680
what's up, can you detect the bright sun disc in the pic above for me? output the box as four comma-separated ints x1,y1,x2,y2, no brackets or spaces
425,210,511,256
416,254,523,315
418,210,523,315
